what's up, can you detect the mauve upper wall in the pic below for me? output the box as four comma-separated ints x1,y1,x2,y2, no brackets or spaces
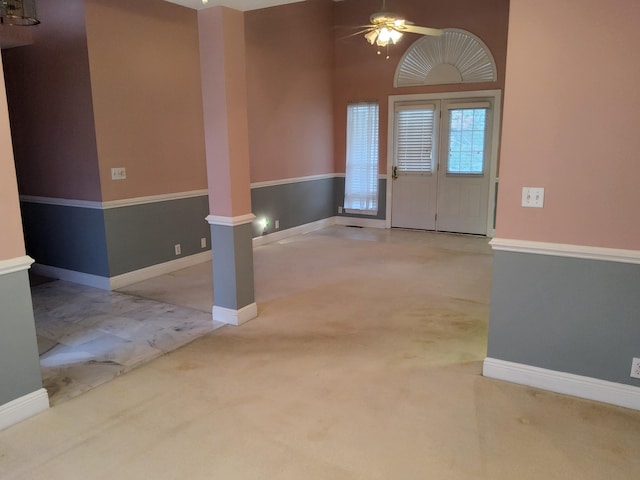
245,0,334,183
332,0,510,174
495,0,640,250
85,0,207,201
2,0,102,201
0,24,34,49
0,59,26,260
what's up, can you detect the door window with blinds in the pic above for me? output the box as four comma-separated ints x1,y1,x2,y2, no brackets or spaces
395,104,436,174
446,102,490,174
344,102,379,214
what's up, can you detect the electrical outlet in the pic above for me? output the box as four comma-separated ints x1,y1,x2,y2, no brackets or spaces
111,167,126,180
200,237,207,248
338,206,343,214
275,220,280,230
630,357,640,379
174,244,181,255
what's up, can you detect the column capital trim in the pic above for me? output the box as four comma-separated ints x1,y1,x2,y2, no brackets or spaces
206,213,256,227
0,256,34,276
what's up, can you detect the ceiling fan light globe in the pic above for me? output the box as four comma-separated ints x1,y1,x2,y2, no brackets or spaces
362,2,437,53
377,27,392,44
389,29,403,43
364,29,379,45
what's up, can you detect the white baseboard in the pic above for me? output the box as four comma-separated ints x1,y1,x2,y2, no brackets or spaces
110,251,212,290
252,216,390,247
32,251,212,291
31,264,111,290
252,217,337,248
212,303,258,326
335,216,387,229
483,357,640,411
0,388,49,432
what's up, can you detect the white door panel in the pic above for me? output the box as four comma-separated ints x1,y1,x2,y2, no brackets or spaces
391,97,494,235
437,180,488,234
391,103,438,230
391,175,436,229
436,101,492,235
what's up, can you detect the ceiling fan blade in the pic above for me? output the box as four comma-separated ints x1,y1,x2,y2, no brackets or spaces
340,27,377,40
334,24,377,31
401,25,444,36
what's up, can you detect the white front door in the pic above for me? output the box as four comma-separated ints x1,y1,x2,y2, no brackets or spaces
390,103,439,229
391,96,495,235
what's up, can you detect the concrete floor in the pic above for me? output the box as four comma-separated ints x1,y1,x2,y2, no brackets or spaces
1,226,639,479
33,280,224,405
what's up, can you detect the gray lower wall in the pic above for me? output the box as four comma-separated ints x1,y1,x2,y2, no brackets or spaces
210,222,255,310
0,269,43,405
250,177,335,237
487,250,640,387
21,202,109,276
22,175,387,280
250,176,387,238
21,195,211,278
104,196,210,276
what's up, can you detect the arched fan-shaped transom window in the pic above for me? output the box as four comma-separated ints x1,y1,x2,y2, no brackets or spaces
394,29,497,87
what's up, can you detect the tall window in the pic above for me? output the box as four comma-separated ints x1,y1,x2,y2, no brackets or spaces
344,102,379,214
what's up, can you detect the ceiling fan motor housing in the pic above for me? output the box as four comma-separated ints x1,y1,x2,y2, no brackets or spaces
370,12,404,26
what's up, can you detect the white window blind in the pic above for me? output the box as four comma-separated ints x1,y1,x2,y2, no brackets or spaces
344,102,379,213
395,105,435,173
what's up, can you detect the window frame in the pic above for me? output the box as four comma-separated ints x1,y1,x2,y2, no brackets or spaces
344,102,380,215
445,101,491,176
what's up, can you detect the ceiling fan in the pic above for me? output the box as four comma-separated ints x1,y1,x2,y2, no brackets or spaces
357,0,443,58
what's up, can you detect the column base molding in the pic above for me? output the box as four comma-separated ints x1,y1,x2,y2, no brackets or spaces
0,388,49,432
212,303,258,326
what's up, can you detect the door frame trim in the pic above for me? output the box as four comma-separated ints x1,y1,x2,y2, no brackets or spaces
386,89,502,237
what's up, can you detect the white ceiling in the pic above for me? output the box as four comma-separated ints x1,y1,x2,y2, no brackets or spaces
163,0,305,11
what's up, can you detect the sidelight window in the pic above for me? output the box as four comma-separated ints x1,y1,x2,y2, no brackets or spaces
344,102,379,214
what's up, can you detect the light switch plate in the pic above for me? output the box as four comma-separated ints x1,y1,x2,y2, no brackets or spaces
522,187,544,208
111,167,126,180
